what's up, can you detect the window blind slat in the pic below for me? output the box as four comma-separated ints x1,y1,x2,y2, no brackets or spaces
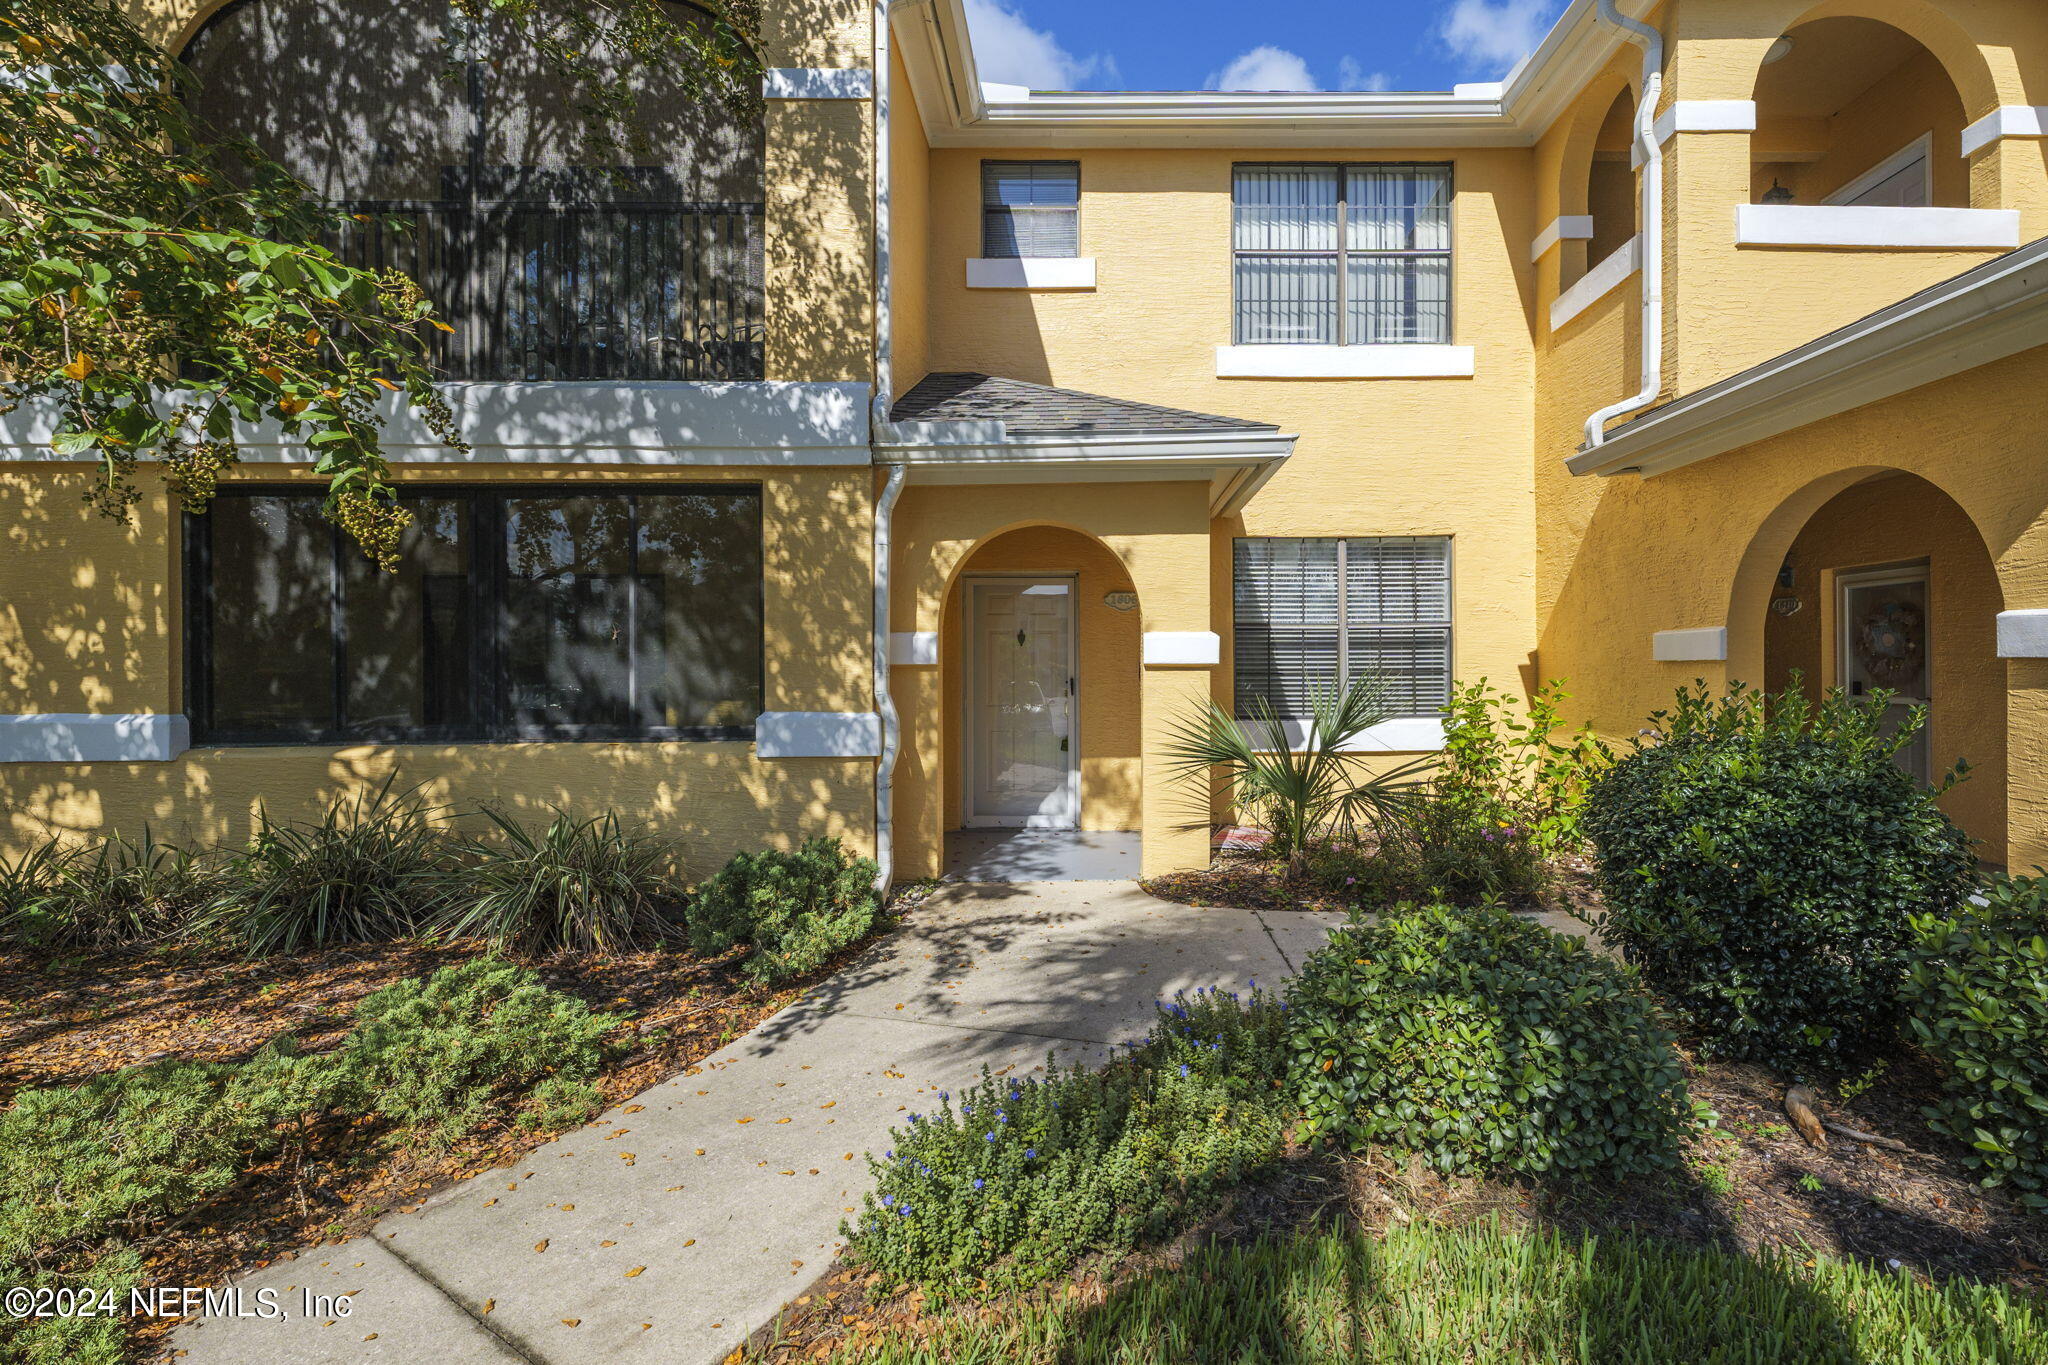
982,160,1079,258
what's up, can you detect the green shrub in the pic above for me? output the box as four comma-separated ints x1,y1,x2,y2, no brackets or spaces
434,809,681,954
1903,875,2048,1211
328,957,621,1143
195,782,454,955
1435,678,1609,858
687,837,881,984
1582,682,1979,1070
1286,902,1693,1178
0,830,215,951
0,1046,322,1261
848,986,1290,1289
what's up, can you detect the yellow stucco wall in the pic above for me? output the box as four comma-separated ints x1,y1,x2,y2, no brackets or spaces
887,46,932,398
0,464,877,870
1761,474,2007,861
1535,343,2048,866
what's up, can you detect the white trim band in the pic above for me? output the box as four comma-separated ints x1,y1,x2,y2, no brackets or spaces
1142,632,1221,666
1996,610,2048,658
0,382,875,466
763,67,874,100
1634,99,1756,166
889,631,939,666
754,712,882,758
0,714,189,762
1735,204,2021,250
1531,214,1595,262
1551,235,1640,331
1961,106,2048,159
1267,716,1445,753
966,257,1097,289
1652,627,1727,662
1215,344,1475,379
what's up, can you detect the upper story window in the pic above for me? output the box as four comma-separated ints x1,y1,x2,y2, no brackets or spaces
187,486,764,744
180,0,765,382
1232,164,1452,346
982,160,1081,258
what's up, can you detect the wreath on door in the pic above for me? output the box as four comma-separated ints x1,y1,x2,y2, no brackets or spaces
1854,597,1924,690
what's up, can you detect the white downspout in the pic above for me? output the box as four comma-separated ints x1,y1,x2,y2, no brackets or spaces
1583,0,1666,449
871,1,903,895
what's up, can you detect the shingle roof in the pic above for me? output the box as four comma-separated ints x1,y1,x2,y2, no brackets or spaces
892,372,1279,437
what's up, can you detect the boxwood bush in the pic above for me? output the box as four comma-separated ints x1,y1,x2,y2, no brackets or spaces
1582,682,1978,1071
1903,875,2048,1211
686,837,881,984
847,986,1290,1289
1286,901,1693,1178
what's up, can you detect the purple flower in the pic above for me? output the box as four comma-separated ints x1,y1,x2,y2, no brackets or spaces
985,1131,996,1142
885,1149,895,1160
882,1194,894,1206
972,1178,985,1190
962,1104,973,1116
898,1204,913,1216
1179,1064,1190,1078
1025,1149,1037,1159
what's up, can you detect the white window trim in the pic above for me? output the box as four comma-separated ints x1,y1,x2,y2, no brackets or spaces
1260,716,1445,754
1141,631,1220,666
1216,343,1474,379
1651,628,1727,662
1823,133,1932,208
965,257,1097,289
1550,236,1640,332
1997,610,2048,659
755,712,882,758
0,714,190,762
1734,204,2021,250
762,68,873,100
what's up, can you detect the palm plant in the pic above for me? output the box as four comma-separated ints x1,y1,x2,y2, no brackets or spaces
1164,672,1433,874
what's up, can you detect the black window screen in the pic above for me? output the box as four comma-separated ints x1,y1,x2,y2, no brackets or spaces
1233,537,1452,721
188,486,763,743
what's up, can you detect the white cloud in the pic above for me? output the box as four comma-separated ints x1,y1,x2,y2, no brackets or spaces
1337,57,1391,92
963,0,1119,91
1208,45,1319,92
1439,0,1562,75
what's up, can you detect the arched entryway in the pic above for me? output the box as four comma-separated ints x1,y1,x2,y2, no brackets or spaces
938,524,1144,881
1734,470,2007,864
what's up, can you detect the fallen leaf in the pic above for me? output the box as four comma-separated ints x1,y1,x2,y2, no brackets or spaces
534,1240,549,1254
561,1318,581,1327
625,1266,646,1278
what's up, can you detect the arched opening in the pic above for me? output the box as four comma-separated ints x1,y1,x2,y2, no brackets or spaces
179,0,766,380
1749,16,1970,208
1742,472,2006,863
1581,86,1640,283
939,525,1144,880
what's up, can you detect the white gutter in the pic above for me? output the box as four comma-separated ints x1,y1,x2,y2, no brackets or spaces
871,1,903,895
1581,0,1666,449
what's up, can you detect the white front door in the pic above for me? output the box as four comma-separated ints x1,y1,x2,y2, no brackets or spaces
966,578,1078,828
1837,565,1931,784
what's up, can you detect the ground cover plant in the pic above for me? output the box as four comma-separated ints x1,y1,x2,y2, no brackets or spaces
1286,901,1695,1177
687,837,883,984
1583,681,1978,1071
847,986,1291,1289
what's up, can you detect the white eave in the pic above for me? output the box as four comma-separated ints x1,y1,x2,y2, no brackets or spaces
1565,236,2048,479
873,420,1294,518
891,0,1640,149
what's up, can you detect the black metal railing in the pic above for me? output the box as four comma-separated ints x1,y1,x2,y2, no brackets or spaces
326,201,766,382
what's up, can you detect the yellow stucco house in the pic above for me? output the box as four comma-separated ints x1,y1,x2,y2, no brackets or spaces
5,0,2048,882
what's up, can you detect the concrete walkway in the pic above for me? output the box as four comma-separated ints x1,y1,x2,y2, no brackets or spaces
174,882,1345,1365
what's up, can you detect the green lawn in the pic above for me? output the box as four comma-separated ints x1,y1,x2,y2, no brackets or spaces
819,1220,2046,1365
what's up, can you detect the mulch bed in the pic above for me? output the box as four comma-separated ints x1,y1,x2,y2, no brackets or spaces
1,883,941,1361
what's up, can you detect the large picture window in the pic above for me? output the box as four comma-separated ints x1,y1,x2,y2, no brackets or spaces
1233,537,1452,722
1232,164,1452,345
187,486,763,743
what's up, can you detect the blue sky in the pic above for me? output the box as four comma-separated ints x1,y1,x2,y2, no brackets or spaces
962,0,1570,94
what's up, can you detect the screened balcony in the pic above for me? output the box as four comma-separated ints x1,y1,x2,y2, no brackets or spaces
182,0,765,383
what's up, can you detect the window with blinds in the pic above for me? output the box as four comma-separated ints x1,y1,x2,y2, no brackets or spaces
982,160,1080,258
1232,164,1452,345
1233,537,1452,721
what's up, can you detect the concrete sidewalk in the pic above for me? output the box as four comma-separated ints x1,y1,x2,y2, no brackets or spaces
174,882,1344,1365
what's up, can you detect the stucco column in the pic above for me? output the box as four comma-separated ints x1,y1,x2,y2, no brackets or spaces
2006,660,2048,871
1140,666,1213,877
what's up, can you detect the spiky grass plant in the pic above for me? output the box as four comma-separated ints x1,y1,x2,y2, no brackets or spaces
196,779,452,955
433,808,681,956
1163,671,1431,873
